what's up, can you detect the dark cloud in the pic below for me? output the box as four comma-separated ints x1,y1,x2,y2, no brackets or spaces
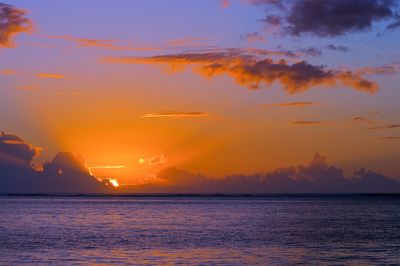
258,0,400,37
105,49,378,94
298,47,322,57
0,132,110,194
326,44,349,52
123,153,400,193
0,2,31,47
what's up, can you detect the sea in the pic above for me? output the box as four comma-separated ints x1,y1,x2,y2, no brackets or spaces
0,194,399,265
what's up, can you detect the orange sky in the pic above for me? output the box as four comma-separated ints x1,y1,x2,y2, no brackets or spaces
1,0,400,185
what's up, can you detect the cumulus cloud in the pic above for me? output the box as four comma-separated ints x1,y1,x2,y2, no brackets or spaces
0,132,109,194
0,132,40,168
105,49,378,94
0,2,31,47
124,153,400,193
257,0,400,37
141,112,211,118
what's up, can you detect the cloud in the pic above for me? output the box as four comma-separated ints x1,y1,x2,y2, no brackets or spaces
0,132,40,168
139,155,167,166
0,132,110,194
0,69,16,75
240,32,265,43
381,136,400,140
47,35,159,51
141,112,211,118
220,0,231,9
298,47,322,57
0,3,31,47
291,121,322,125
35,73,65,79
326,44,349,52
258,0,400,37
123,153,400,193
370,124,400,130
168,36,207,47
105,49,378,94
272,101,314,107
358,61,400,75
353,116,374,124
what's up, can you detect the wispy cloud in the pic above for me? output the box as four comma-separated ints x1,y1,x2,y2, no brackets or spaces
272,101,315,107
35,73,65,79
141,112,211,118
47,35,159,51
353,116,374,124
291,121,322,125
381,136,400,140
370,124,400,130
0,69,16,75
240,32,265,43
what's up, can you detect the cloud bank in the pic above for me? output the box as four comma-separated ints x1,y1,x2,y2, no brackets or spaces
125,153,400,193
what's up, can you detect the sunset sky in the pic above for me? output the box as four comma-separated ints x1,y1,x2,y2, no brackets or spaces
1,0,400,187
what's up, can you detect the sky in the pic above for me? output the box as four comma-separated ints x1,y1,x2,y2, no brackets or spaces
1,0,400,192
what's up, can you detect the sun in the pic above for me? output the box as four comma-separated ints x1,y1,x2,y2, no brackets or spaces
109,179,119,187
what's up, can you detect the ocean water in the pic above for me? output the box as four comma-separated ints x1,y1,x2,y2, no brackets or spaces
0,195,399,265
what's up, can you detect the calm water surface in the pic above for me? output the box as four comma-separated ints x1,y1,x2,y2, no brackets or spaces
0,195,399,265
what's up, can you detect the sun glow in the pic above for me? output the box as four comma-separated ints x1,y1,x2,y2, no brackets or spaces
109,179,119,187
88,165,126,169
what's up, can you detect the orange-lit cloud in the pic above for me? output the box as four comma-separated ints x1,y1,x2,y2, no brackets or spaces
0,69,16,75
17,85,39,91
272,101,315,107
105,50,378,94
141,111,211,118
168,36,207,47
0,3,32,47
220,0,231,9
35,73,65,79
47,35,159,51
370,124,400,130
139,154,167,166
291,121,322,125
240,32,265,43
